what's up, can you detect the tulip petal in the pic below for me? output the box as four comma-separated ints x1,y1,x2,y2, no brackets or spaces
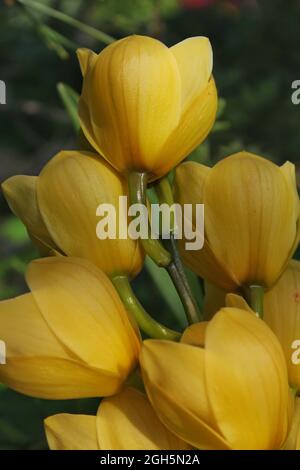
174,162,236,289
45,414,98,450
180,322,208,347
77,48,97,76
96,387,190,450
155,78,217,178
79,35,181,175
205,308,290,449
225,293,254,313
37,150,143,278
264,260,300,390
283,397,300,450
26,257,141,394
1,175,56,250
171,37,213,112
0,293,119,398
140,340,230,450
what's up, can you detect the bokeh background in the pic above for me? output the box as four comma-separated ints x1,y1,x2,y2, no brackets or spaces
0,0,300,449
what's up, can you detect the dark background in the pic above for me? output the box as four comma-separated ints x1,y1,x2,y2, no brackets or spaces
0,0,299,449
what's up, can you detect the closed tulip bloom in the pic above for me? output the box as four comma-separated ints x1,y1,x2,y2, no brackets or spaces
0,257,141,399
78,35,217,180
45,388,190,450
264,260,300,391
2,150,144,279
140,307,291,449
174,152,300,290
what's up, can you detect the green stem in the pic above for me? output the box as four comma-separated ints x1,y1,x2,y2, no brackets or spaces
166,235,202,324
111,275,180,341
127,172,171,267
248,284,264,319
18,0,115,44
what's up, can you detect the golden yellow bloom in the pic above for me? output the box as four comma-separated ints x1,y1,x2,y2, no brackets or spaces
45,387,190,450
284,397,300,450
78,35,217,180
174,152,300,290
264,260,300,391
0,257,140,399
2,150,144,278
140,307,291,449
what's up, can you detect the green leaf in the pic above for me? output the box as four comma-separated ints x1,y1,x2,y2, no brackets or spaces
0,217,29,244
57,82,80,132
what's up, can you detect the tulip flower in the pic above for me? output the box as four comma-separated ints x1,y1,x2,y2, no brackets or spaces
174,152,300,290
2,150,144,279
264,260,300,391
78,35,217,180
140,307,291,449
0,257,141,399
44,387,190,450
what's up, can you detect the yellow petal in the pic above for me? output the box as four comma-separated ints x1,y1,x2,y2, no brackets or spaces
96,387,190,450
79,35,181,176
174,162,236,289
264,260,300,390
0,293,118,399
180,322,208,347
140,340,230,450
45,414,98,450
37,150,144,278
203,152,299,288
171,37,213,112
225,293,254,313
26,257,141,395
283,397,300,450
76,48,97,76
205,307,290,449
155,78,217,178
1,175,56,250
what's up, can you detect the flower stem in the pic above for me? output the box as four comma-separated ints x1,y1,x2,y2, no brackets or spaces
248,284,264,319
127,172,171,267
18,0,115,44
111,275,180,341
166,235,202,324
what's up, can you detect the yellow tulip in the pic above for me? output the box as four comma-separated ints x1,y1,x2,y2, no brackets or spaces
140,307,291,449
45,387,190,450
78,35,217,180
0,257,140,399
264,260,300,391
2,150,144,278
174,152,300,290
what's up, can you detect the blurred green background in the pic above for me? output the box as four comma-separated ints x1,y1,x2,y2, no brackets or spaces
0,0,300,449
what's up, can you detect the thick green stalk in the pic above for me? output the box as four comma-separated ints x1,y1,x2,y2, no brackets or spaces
111,275,180,341
248,284,264,319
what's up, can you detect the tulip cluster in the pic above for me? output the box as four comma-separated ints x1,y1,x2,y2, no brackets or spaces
1,34,300,450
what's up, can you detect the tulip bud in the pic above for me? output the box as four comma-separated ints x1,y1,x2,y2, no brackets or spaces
2,150,144,279
0,257,141,399
264,260,300,391
45,387,190,450
78,35,217,180
174,152,300,290
140,307,291,449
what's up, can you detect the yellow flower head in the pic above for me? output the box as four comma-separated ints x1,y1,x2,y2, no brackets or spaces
0,257,141,399
174,152,300,290
140,307,291,450
264,260,300,391
78,35,217,180
2,150,144,278
44,387,190,450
